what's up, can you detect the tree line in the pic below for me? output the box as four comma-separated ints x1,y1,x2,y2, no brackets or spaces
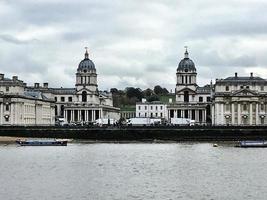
110,85,170,107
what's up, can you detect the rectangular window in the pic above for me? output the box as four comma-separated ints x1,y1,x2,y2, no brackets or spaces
243,104,247,111
241,86,243,89
5,104,9,111
261,85,264,91
61,97,65,102
156,106,158,110
199,97,203,102
207,97,211,102
150,113,153,117
145,106,147,110
160,113,163,117
246,86,249,89
145,113,147,117
155,113,158,117
138,106,141,110
150,106,153,110
55,97,57,101
160,106,163,110
261,104,264,111
68,97,72,102
6,87,9,92
226,86,229,91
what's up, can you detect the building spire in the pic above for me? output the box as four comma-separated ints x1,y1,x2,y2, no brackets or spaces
184,46,189,58
84,47,89,59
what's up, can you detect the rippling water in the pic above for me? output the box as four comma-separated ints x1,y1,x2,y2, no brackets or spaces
0,142,267,200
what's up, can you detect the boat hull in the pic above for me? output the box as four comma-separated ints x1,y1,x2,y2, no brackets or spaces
236,141,267,148
16,140,67,146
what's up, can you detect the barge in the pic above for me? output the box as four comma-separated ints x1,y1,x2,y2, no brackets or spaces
16,139,68,146
236,140,267,148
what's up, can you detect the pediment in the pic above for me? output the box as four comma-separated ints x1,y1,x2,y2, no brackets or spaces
176,87,196,94
76,88,94,94
232,89,258,96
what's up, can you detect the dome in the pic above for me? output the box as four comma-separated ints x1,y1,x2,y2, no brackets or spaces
177,49,196,72
78,49,95,71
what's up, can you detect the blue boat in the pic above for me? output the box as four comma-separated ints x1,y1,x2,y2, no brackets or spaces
16,139,68,146
236,140,267,148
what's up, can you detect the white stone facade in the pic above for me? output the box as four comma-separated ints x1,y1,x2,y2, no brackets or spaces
136,100,168,119
212,73,267,125
168,49,212,124
0,75,55,126
28,49,120,123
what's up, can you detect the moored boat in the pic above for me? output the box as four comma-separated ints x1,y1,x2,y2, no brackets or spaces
236,140,267,148
16,139,68,146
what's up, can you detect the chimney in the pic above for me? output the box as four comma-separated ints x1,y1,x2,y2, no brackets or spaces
250,72,253,78
0,74,4,80
43,83,48,88
141,98,146,103
235,72,238,78
12,76,18,81
34,83,39,88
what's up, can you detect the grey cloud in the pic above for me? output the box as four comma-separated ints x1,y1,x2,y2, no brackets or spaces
1,0,267,91
0,34,38,44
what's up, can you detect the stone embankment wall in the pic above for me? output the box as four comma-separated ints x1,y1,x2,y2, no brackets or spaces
0,126,267,141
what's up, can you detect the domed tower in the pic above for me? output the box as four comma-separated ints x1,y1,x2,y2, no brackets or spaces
176,48,197,102
76,48,98,93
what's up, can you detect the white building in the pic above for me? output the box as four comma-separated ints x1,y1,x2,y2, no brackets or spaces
0,74,55,126
168,49,212,124
28,49,120,123
212,72,267,125
136,99,168,119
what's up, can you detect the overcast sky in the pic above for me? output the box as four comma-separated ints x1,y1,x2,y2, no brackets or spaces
1,0,267,91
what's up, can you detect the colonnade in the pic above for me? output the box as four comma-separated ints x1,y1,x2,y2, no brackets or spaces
213,102,262,125
168,109,206,123
64,109,102,122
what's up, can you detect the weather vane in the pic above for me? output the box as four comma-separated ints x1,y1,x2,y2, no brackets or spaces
184,46,188,51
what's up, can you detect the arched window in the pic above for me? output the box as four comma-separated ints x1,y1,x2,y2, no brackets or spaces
82,91,87,102
184,91,189,102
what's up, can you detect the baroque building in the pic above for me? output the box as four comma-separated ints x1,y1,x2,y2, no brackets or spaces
28,49,120,123
167,49,212,124
212,72,267,125
0,74,55,126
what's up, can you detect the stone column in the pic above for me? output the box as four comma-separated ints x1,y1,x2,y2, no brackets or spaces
92,110,95,121
249,103,253,125
215,103,218,125
237,104,241,125
188,110,191,119
85,110,88,122
231,103,235,125
214,105,216,125
181,110,184,118
78,110,81,121
174,110,177,118
195,110,199,123
256,103,259,125
221,104,224,125
64,110,67,120
71,110,74,122
203,110,206,124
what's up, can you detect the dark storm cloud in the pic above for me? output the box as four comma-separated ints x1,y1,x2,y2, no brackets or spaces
0,0,267,90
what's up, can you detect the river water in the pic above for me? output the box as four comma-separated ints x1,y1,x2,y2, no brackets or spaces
0,142,267,200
